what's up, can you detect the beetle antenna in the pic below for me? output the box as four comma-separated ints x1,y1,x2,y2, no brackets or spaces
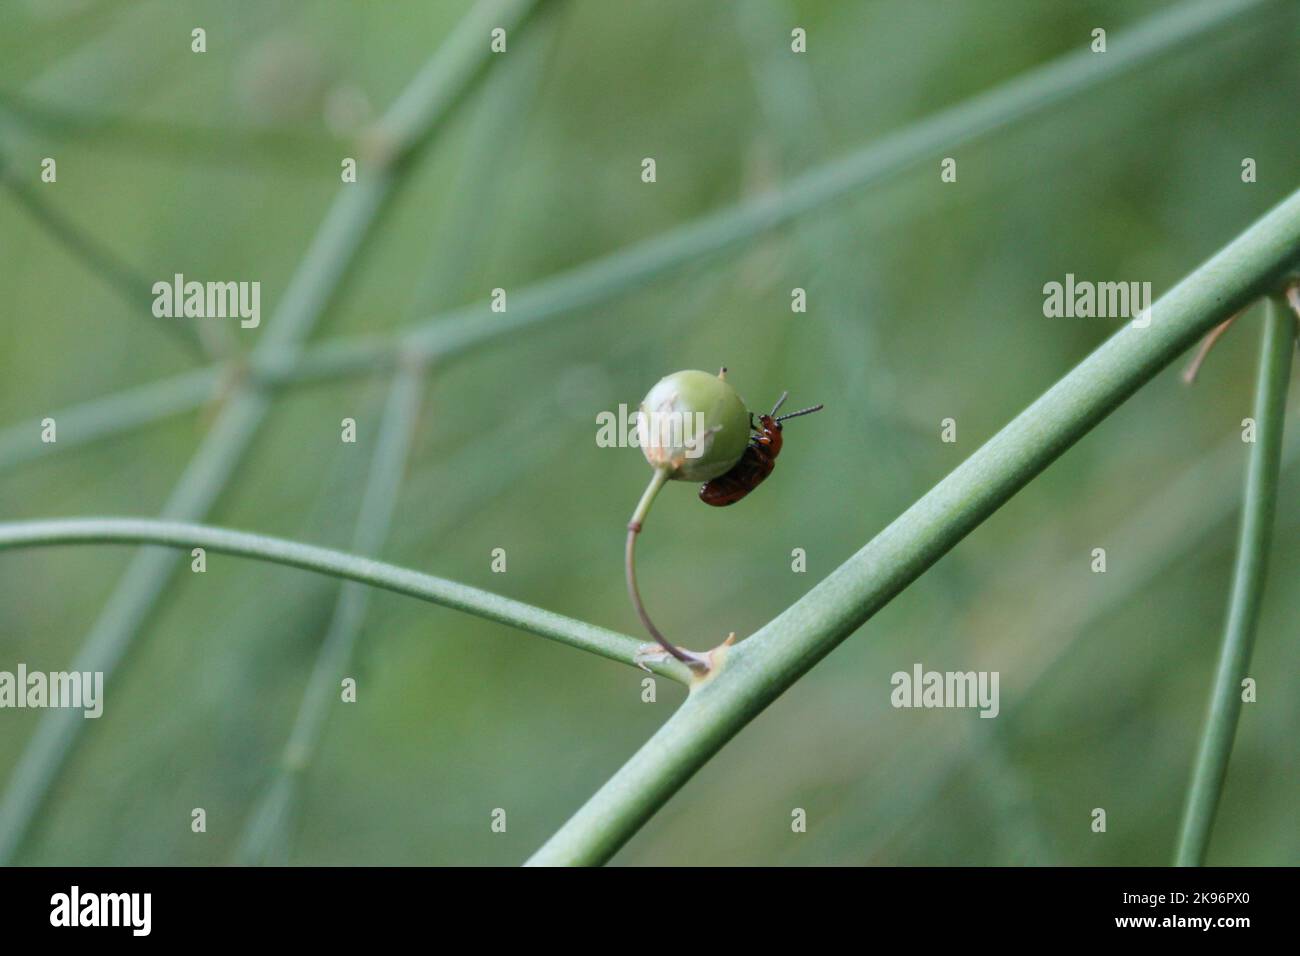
774,403,824,423
769,391,789,417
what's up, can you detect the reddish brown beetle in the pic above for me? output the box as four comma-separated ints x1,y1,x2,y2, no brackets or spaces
698,391,823,506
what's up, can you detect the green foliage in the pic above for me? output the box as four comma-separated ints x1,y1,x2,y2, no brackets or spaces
1,0,1297,866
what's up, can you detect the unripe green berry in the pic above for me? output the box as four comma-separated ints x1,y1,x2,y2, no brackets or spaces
637,368,750,481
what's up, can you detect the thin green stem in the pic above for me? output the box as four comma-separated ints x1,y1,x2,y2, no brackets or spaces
1174,297,1294,866
625,467,705,669
0,516,689,685
1,0,1274,474
629,466,669,532
0,0,543,865
527,184,1300,866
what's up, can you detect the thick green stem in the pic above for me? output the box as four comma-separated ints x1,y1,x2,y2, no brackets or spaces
527,185,1300,866
1174,297,1294,866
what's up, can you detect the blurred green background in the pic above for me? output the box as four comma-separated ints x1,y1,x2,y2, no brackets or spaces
1,0,1297,866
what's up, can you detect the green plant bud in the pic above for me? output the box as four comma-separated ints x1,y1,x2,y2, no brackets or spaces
637,369,750,481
